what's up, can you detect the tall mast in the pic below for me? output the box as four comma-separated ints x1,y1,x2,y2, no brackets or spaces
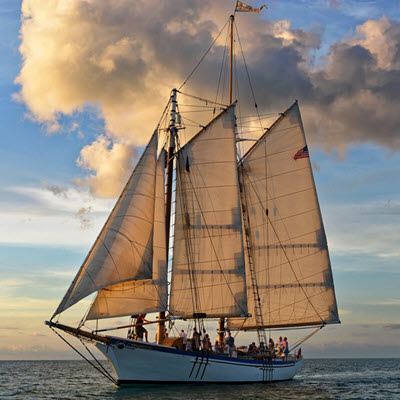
157,88,178,344
229,14,234,104
218,15,235,345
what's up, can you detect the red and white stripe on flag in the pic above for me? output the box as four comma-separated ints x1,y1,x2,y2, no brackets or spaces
293,145,309,160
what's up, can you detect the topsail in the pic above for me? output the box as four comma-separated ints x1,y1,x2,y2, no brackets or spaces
228,102,340,330
54,132,160,316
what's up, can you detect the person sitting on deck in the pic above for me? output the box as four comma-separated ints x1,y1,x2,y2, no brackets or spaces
259,341,266,355
269,338,276,358
275,336,284,348
248,342,257,354
213,340,221,354
134,313,149,342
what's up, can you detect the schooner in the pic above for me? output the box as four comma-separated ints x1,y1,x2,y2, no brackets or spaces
46,4,340,385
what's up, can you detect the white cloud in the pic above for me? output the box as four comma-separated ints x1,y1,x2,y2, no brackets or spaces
76,135,137,198
14,1,400,197
0,186,112,246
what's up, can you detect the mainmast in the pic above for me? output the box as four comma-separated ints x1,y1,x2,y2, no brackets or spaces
229,14,234,104
157,88,178,344
218,14,235,345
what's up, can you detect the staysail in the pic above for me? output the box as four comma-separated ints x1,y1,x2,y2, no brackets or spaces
54,132,159,316
228,102,340,330
169,106,248,318
86,150,168,320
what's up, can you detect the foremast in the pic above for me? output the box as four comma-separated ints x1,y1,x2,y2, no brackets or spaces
157,88,178,344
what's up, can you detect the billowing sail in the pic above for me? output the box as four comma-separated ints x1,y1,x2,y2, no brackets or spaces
228,102,339,330
86,151,168,320
54,132,159,316
169,106,248,318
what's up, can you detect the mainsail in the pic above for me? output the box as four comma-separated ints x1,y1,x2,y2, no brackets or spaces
228,102,340,330
169,106,248,318
54,132,160,316
86,150,168,320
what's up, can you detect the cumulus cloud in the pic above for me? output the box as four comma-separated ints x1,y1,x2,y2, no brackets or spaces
76,135,137,197
14,1,400,196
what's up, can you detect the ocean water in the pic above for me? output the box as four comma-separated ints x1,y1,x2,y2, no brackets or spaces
0,359,399,400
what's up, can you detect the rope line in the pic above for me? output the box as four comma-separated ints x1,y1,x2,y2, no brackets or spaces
50,327,118,386
179,18,229,90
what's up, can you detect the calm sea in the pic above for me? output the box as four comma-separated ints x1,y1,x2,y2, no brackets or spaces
0,359,399,399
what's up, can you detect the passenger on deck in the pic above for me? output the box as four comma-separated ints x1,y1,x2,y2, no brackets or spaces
259,342,266,356
202,334,212,351
206,336,212,351
179,330,187,350
192,328,200,351
135,313,149,342
283,337,290,359
269,338,276,357
275,336,284,348
225,331,236,357
213,340,221,353
186,338,193,351
220,342,227,354
248,342,257,354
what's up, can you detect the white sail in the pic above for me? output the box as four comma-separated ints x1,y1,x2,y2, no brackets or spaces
54,132,159,316
169,106,248,318
86,150,168,320
228,102,339,330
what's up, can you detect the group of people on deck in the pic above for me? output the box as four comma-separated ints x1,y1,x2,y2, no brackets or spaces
179,328,238,356
178,329,290,359
129,315,290,359
247,336,290,359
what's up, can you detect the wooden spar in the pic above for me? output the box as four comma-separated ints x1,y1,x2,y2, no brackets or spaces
45,320,110,344
157,88,178,344
95,318,170,333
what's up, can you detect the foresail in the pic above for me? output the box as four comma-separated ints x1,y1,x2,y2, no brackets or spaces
86,151,168,320
54,132,159,316
228,102,339,330
169,106,248,319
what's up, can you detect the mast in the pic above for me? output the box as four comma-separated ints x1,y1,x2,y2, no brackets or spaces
229,14,234,104
157,88,178,344
218,14,235,345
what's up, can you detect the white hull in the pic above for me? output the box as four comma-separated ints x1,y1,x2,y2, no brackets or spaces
96,337,303,384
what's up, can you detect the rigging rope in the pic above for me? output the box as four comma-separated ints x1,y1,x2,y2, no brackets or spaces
290,325,324,352
50,327,118,386
179,19,229,91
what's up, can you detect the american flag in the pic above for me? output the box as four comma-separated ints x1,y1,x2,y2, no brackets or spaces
293,145,309,160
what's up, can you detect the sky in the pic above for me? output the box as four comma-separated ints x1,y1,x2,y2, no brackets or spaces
0,0,399,360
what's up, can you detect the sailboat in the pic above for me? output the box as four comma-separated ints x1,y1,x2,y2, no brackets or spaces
46,4,340,385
